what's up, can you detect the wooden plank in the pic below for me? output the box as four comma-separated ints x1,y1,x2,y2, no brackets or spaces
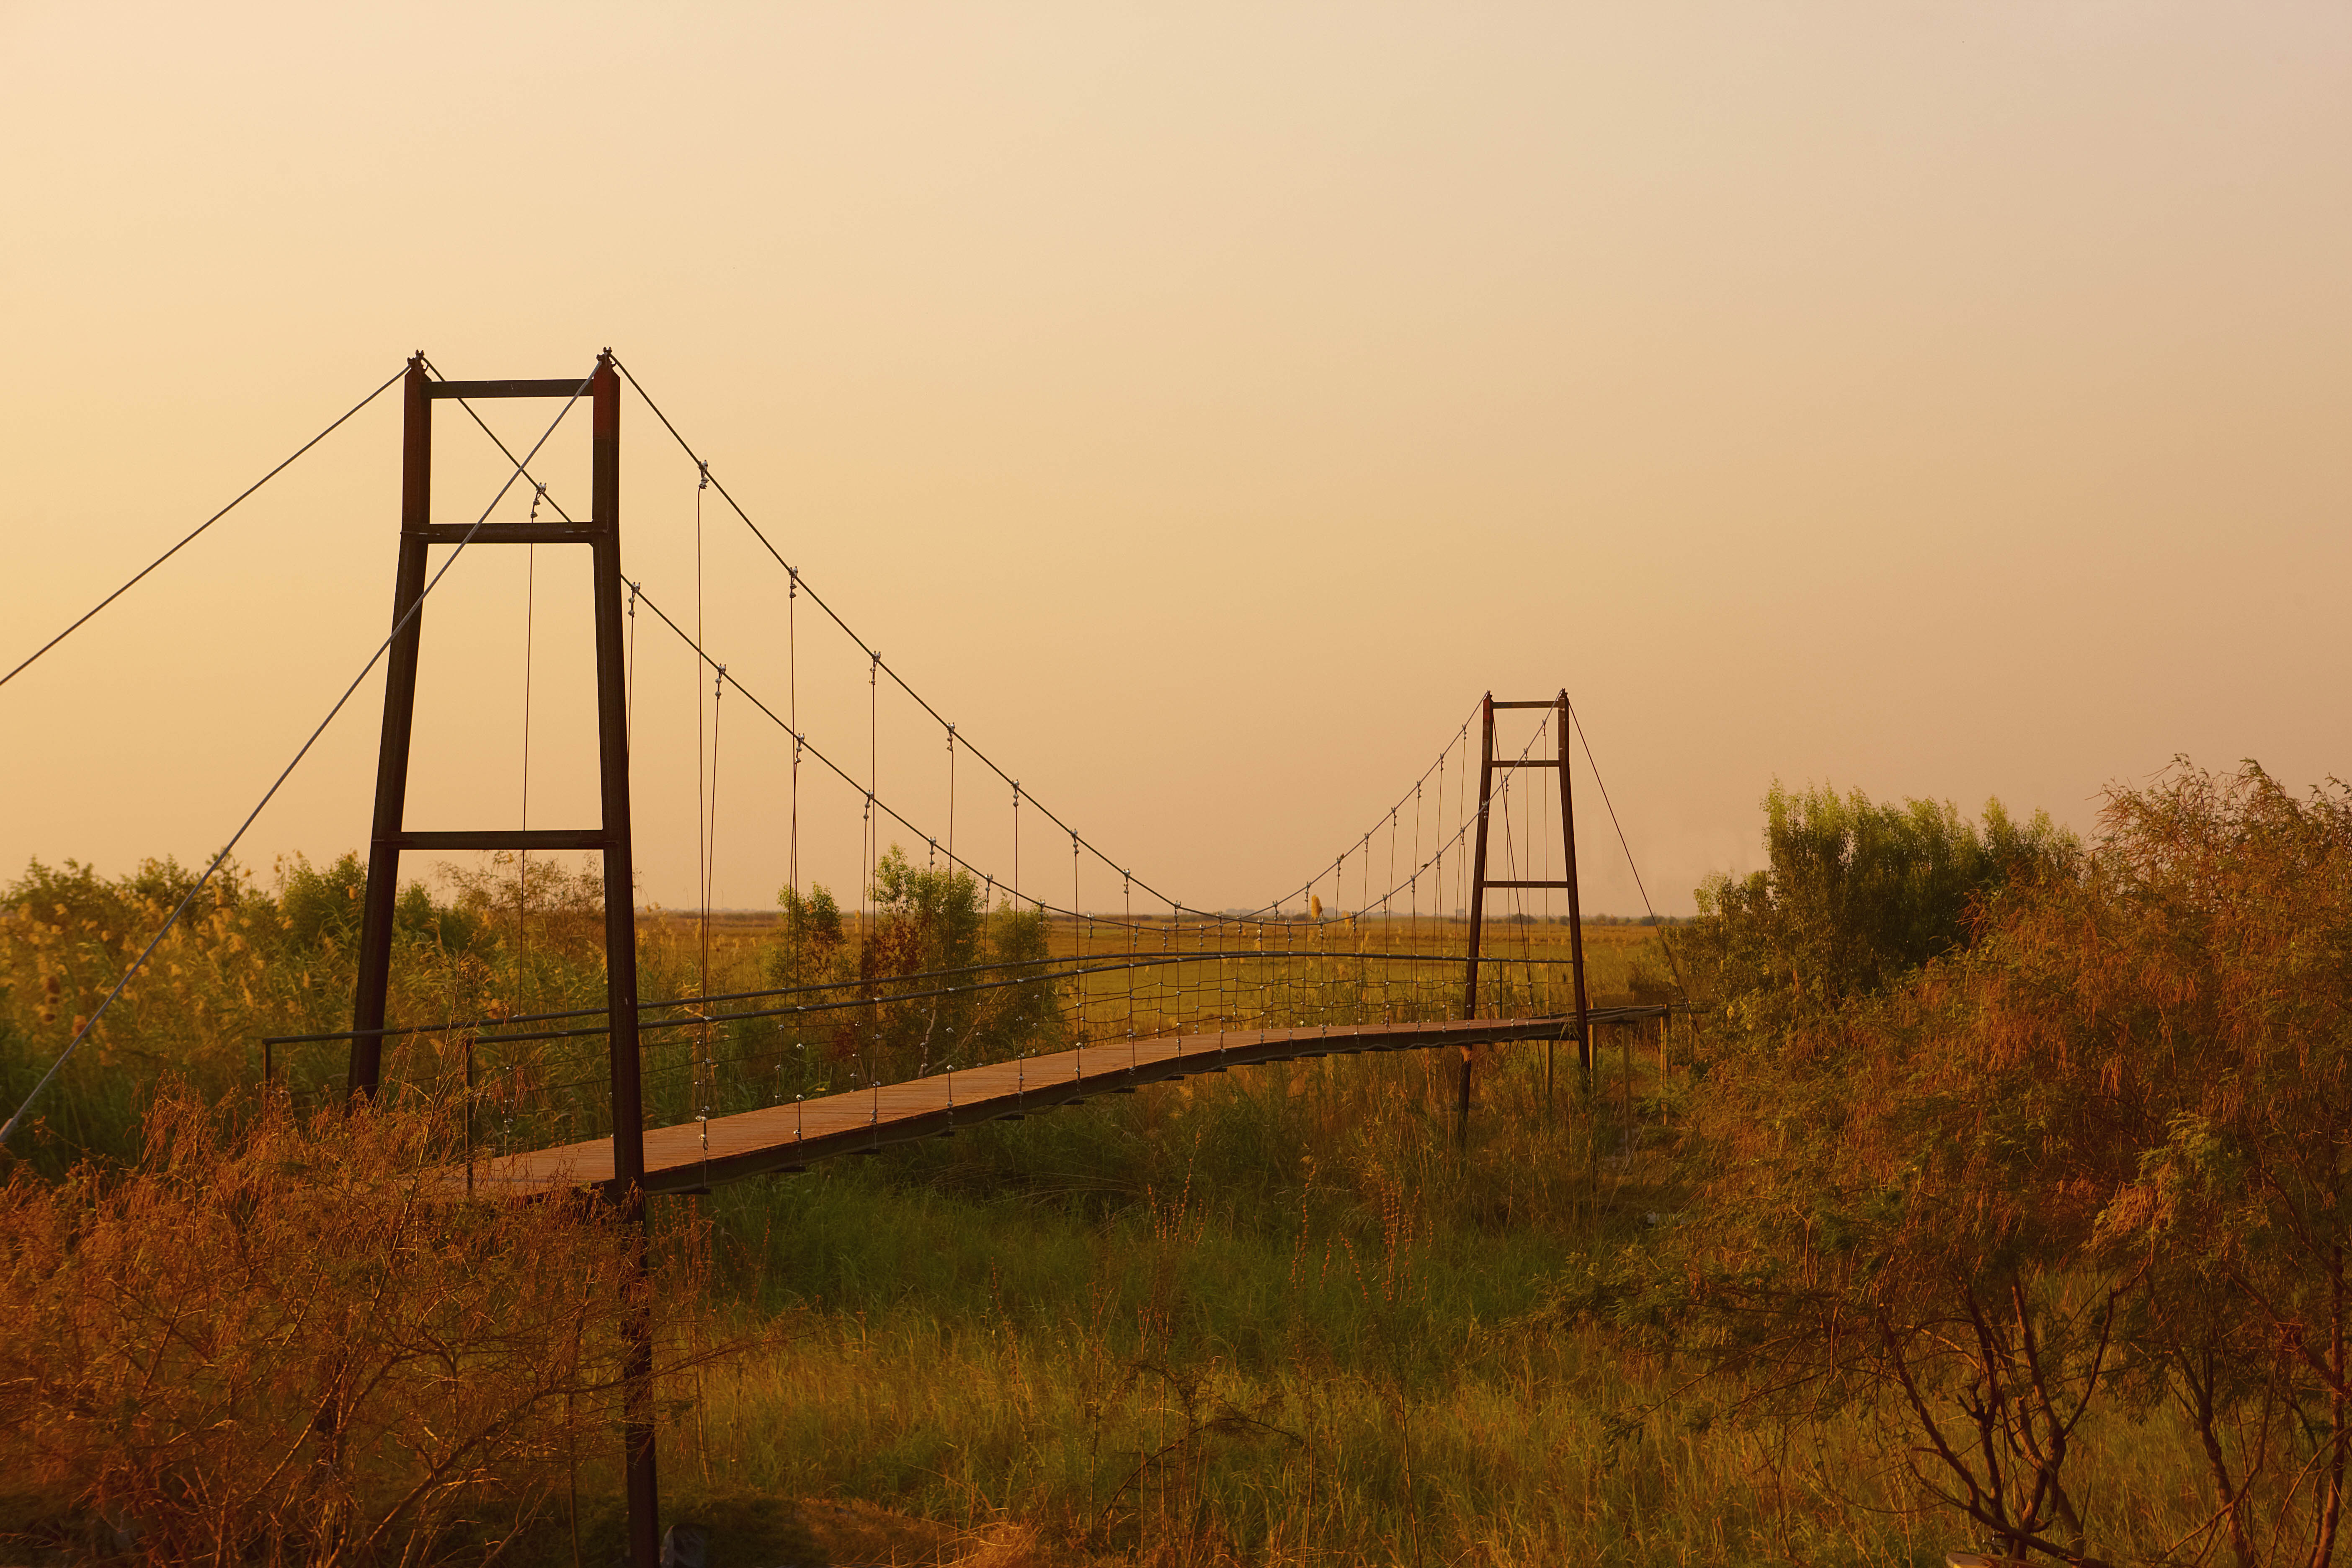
453,1010,1667,1199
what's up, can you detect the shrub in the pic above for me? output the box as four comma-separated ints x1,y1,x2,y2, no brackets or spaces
1643,763,2352,1566
0,1090,674,1566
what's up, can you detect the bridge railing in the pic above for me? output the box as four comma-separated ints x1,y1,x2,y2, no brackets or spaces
261,931,1595,1163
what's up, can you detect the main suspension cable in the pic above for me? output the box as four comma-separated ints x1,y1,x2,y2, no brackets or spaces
596,358,1558,939
611,356,1202,914
631,586,1135,931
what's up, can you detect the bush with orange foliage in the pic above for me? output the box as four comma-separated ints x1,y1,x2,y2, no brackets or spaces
1633,763,2352,1568
0,1089,665,1566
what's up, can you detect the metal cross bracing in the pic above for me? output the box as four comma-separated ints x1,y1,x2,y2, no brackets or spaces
0,349,1679,1568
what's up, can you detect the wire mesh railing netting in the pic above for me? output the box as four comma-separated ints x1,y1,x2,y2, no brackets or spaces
263,915,1596,1163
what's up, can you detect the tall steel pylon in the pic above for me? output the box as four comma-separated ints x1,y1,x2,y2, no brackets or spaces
346,352,662,1568
1458,689,1592,1141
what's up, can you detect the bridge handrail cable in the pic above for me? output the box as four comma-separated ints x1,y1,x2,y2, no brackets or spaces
260,943,1593,1052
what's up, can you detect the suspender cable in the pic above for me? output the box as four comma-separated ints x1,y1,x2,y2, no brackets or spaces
579,351,1510,937
696,460,711,1006
611,358,1180,912
618,356,1478,931
518,487,543,1020
1412,782,1424,954
787,570,799,910
874,650,882,899
627,587,1545,968
701,663,725,1145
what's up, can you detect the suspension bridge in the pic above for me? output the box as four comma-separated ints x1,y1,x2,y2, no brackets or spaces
0,351,1675,1567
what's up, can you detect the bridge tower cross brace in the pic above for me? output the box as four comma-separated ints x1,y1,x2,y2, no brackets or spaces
346,353,662,1568
1459,690,1593,1139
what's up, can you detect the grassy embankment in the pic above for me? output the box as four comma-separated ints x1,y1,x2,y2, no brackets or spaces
0,851,2231,1565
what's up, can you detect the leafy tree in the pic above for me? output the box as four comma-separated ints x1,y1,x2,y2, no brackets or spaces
2052,765,2352,1568
771,849,1064,1088
768,882,847,991
1675,782,2076,1040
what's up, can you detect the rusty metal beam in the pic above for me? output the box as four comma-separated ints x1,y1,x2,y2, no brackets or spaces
412,521,605,544
348,356,432,1100
426,377,594,400
1459,694,1496,1145
1558,690,1594,1086
587,353,659,1568
393,829,610,851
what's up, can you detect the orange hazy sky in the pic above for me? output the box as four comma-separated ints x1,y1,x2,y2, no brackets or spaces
3,2,2347,916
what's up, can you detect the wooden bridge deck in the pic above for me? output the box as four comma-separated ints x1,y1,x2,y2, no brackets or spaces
461,1008,1666,1198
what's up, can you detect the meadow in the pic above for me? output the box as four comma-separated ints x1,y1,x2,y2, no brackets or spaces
5,763,2345,1568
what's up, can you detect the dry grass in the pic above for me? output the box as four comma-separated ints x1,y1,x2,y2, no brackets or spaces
0,1089,737,1567
0,846,2254,1566
647,1034,2225,1568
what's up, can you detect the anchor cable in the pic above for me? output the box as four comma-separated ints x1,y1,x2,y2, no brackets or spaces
0,364,407,692
0,371,594,1148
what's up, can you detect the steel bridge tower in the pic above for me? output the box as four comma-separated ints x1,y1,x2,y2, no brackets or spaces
346,353,662,1568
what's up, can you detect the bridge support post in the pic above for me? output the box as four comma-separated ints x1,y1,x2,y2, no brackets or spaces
1460,694,1495,1146
590,356,660,1568
349,356,433,1098
1555,689,1592,1093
